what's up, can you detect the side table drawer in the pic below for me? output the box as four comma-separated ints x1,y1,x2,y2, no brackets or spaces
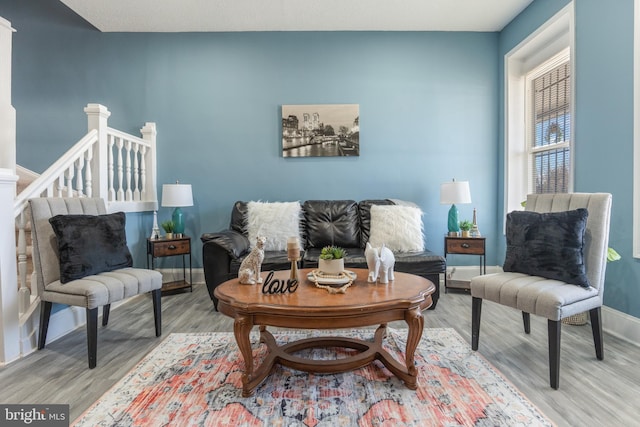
446,238,484,255
152,239,190,257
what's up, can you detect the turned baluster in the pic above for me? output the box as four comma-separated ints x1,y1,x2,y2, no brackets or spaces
124,139,132,201
85,145,93,198
140,145,147,201
108,133,115,202
116,137,124,201
132,142,140,201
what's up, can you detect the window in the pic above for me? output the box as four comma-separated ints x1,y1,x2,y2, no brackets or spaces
527,57,571,194
504,4,573,215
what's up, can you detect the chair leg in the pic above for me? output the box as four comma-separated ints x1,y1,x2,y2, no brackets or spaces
102,304,111,327
548,319,561,389
522,312,531,334
38,301,53,350
152,289,162,337
590,307,604,360
471,297,482,350
86,307,98,369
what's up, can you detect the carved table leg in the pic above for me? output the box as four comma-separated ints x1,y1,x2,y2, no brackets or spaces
404,306,424,388
376,323,388,340
233,315,255,397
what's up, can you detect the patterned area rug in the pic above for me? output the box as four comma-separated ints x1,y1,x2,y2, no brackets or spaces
73,328,553,426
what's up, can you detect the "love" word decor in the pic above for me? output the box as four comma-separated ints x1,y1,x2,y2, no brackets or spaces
262,271,299,295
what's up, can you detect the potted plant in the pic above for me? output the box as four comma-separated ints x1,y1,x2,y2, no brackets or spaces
318,246,347,275
161,220,175,239
459,220,473,237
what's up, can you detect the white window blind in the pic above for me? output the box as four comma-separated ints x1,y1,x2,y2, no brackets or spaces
529,61,571,194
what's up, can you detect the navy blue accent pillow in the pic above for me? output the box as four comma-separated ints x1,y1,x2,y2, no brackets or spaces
503,208,589,288
49,212,133,284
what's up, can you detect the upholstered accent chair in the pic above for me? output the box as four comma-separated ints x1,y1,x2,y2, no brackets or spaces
29,197,162,368
470,193,612,389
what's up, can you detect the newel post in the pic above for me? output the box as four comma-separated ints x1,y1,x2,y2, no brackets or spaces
140,122,158,207
84,104,111,202
0,17,20,364
0,168,19,364
0,17,16,173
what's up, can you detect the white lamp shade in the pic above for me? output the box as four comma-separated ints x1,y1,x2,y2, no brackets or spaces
440,181,471,205
161,183,193,207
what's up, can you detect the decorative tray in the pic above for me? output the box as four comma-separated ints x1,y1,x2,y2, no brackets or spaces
307,270,357,286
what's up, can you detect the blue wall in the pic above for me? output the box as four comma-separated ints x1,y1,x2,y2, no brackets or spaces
575,0,638,317
2,0,499,269
498,0,640,318
5,0,638,319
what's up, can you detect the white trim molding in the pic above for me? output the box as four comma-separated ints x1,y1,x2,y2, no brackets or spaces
504,3,574,221
634,0,640,258
0,170,19,365
602,306,640,347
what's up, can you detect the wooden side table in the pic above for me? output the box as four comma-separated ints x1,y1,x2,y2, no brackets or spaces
444,236,486,292
147,236,192,294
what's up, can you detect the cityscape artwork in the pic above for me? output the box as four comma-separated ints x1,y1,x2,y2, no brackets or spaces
282,104,360,157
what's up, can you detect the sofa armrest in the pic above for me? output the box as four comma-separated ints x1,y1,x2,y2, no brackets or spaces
201,230,250,258
201,230,250,307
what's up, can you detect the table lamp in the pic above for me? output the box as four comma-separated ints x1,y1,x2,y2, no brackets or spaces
161,182,193,237
440,179,471,236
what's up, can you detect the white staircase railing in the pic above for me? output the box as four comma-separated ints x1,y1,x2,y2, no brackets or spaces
13,104,158,356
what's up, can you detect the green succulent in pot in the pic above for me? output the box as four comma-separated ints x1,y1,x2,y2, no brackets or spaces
459,220,473,232
318,246,346,275
161,220,174,233
320,246,347,260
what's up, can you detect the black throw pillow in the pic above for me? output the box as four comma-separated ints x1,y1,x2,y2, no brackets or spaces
49,212,133,284
503,208,589,288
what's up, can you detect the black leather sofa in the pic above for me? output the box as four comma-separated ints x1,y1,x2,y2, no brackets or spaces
201,199,446,309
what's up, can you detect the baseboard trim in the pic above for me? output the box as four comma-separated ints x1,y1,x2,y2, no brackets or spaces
602,306,640,347
157,267,205,285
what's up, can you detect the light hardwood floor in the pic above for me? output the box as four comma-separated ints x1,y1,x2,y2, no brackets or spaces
1,282,639,426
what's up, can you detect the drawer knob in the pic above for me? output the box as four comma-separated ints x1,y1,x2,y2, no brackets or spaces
461,243,470,248
168,245,176,249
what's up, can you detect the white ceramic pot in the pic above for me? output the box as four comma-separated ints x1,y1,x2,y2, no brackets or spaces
318,258,344,275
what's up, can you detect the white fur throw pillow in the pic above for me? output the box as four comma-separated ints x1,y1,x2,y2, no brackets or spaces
246,201,302,251
369,204,424,252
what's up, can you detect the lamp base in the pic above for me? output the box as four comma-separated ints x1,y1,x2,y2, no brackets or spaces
447,204,460,234
172,207,185,235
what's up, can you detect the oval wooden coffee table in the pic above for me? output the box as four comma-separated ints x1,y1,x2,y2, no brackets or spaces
215,268,435,397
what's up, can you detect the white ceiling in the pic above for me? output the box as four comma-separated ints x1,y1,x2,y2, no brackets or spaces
60,0,534,33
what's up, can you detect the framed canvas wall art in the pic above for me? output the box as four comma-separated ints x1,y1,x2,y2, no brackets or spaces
282,104,359,157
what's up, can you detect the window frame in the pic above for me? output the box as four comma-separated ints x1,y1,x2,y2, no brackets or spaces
504,3,574,220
